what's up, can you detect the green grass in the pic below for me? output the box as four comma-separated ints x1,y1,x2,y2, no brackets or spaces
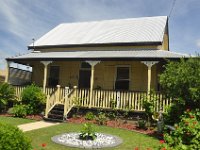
0,116,35,126
0,116,161,149
26,123,160,150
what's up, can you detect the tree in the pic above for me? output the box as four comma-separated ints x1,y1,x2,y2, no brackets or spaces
159,57,200,124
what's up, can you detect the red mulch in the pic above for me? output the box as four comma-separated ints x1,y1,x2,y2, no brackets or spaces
67,116,156,136
25,115,43,121
0,113,13,117
0,113,157,136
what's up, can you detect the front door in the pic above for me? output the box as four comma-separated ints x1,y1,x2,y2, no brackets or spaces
79,70,91,88
48,66,60,87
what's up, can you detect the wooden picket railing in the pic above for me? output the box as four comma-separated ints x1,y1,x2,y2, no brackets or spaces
63,86,77,118
45,88,57,117
76,89,172,112
13,85,172,118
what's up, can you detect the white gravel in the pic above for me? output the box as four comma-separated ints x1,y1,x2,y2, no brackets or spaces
51,132,122,149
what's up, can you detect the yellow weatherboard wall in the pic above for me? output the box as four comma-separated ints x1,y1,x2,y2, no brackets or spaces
31,61,161,91
37,45,163,52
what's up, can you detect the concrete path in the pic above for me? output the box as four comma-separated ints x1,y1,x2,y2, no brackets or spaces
18,121,60,132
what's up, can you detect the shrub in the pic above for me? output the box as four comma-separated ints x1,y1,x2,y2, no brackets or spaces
0,122,32,150
137,120,147,129
21,84,46,114
0,83,15,112
79,123,97,140
110,98,116,109
72,97,83,115
163,100,185,125
96,112,107,125
161,109,200,150
12,104,28,118
160,57,200,124
142,91,158,127
108,112,116,120
85,112,95,120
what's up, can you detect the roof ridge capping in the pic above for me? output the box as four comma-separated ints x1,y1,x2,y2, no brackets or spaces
60,16,168,25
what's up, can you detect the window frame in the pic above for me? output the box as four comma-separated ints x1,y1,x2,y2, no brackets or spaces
114,65,131,90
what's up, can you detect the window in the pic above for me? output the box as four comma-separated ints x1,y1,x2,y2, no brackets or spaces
115,67,130,90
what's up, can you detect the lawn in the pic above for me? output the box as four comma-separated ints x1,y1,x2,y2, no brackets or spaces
26,122,161,150
0,116,35,126
0,116,161,149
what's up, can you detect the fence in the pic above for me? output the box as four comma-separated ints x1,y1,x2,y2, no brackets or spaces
13,85,172,115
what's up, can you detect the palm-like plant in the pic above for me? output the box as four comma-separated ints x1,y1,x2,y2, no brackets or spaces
0,83,15,112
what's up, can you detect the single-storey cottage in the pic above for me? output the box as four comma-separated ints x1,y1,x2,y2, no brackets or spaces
6,16,189,120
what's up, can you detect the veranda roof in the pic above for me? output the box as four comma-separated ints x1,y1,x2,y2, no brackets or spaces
7,50,190,62
29,16,168,48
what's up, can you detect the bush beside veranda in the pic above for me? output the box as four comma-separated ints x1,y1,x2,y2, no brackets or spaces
0,122,32,150
12,104,28,118
21,84,46,114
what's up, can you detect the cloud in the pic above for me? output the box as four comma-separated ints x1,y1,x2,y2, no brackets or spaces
0,0,199,70
196,39,200,48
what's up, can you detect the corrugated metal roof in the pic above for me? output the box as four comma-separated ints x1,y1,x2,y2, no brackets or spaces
31,16,168,47
8,50,190,60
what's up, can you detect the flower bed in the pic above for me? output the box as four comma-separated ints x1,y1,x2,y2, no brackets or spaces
67,116,155,135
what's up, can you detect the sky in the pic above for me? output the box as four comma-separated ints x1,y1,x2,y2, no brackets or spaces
0,0,200,69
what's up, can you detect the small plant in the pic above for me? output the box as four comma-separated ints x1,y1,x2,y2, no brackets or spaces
96,112,107,125
72,114,78,118
142,91,158,128
21,84,46,114
0,122,32,150
137,119,146,129
12,104,28,118
123,104,132,118
162,109,200,150
85,112,95,120
72,97,82,115
79,123,97,140
108,112,116,120
0,83,15,112
110,98,116,109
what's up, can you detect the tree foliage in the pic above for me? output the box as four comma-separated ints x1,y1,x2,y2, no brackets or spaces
159,57,200,124
161,109,200,150
0,83,15,112
0,123,32,150
21,84,46,114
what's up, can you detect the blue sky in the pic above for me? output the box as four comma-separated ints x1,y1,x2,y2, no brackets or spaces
0,0,200,69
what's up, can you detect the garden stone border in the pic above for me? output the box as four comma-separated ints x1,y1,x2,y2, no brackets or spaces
51,132,123,149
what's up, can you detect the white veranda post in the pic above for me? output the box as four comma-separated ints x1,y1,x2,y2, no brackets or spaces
86,61,100,108
41,61,52,92
141,61,159,94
